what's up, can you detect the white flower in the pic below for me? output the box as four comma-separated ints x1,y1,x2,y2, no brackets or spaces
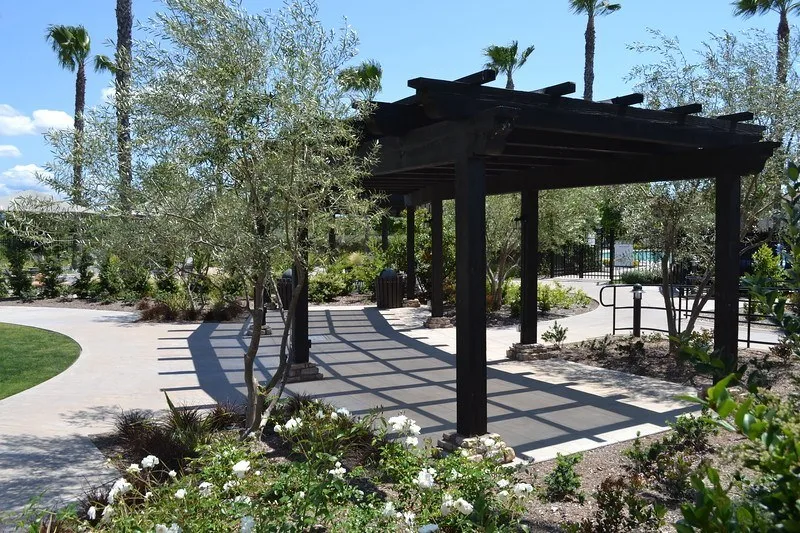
223,480,239,491
198,481,213,496
412,467,436,489
502,457,530,470
240,516,256,533
232,460,251,478
155,526,168,533
330,412,338,420
144,491,152,500
141,455,160,469
107,478,132,504
480,437,497,448
284,417,302,431
513,482,534,497
166,524,183,533
497,479,510,488
402,511,416,525
328,461,346,479
454,498,474,516
101,505,114,522
382,501,396,517
408,423,421,436
405,436,419,447
174,488,186,499
336,407,350,417
234,495,252,505
418,525,439,533
126,463,141,474
316,409,325,419
387,414,409,431
255,470,261,476
86,506,96,520
440,494,454,516
168,470,177,479
297,491,305,499
274,424,283,433
448,468,463,481
497,490,510,501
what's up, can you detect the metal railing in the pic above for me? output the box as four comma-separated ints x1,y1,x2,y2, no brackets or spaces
599,283,787,347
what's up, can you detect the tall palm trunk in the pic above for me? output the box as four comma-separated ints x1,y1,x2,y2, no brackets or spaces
777,10,790,84
583,12,596,101
73,62,86,204
506,71,514,90
116,0,133,209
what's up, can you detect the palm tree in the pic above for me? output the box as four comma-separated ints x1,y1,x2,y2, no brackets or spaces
96,0,134,209
483,41,535,90
339,59,383,101
569,0,621,101
46,25,95,204
733,0,800,84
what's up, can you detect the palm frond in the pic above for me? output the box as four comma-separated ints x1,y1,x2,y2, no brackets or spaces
94,54,117,74
518,45,536,68
45,24,92,71
568,0,594,15
733,0,779,17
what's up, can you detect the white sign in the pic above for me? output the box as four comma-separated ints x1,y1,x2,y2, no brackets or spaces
614,243,635,267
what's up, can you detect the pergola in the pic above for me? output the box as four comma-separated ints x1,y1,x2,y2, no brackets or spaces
295,69,778,438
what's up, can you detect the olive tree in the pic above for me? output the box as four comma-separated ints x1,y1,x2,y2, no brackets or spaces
21,0,375,434
625,28,800,348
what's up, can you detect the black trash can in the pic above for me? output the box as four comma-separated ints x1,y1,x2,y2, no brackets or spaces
276,268,293,309
375,268,403,309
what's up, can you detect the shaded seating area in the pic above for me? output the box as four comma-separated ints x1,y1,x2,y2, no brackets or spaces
285,69,777,439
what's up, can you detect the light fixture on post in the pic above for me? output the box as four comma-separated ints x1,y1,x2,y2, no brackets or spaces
632,283,643,337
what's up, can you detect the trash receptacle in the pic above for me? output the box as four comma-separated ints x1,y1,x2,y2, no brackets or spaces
375,268,403,309
276,268,293,309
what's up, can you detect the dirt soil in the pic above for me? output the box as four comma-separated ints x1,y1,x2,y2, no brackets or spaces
0,297,139,314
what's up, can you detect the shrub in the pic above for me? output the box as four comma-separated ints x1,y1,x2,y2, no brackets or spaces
120,262,152,298
618,269,662,285
99,254,125,297
73,251,94,298
616,336,645,364
37,250,63,298
140,292,196,321
543,453,585,503
542,321,568,348
155,259,180,295
750,243,785,283
504,282,522,317
308,269,347,303
582,334,614,358
563,474,666,533
538,281,591,312
5,240,32,298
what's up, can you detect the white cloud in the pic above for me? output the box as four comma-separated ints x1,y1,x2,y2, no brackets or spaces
0,145,21,157
101,86,116,103
0,105,73,136
0,164,53,197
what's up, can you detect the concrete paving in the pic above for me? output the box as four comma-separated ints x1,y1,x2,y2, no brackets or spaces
0,290,735,521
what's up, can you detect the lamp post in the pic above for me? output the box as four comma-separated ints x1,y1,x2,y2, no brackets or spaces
632,283,643,337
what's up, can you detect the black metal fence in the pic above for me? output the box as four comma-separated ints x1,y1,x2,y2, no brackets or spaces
599,283,787,348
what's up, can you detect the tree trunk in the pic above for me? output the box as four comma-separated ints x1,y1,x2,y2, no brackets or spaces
506,71,514,91
244,274,266,431
73,62,86,204
116,0,133,210
583,13,596,101
777,11,790,85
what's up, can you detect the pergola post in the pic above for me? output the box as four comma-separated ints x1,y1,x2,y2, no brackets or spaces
520,189,539,344
714,175,741,375
406,206,416,299
430,198,444,317
455,156,487,437
381,215,390,251
292,252,310,365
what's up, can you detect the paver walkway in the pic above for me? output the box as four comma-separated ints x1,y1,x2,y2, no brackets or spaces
0,299,700,522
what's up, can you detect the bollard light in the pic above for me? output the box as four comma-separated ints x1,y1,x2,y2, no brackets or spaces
632,283,643,300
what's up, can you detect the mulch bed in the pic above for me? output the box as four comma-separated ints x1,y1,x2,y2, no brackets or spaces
0,297,138,314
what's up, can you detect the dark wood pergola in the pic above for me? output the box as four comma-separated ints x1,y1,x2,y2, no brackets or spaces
295,69,778,438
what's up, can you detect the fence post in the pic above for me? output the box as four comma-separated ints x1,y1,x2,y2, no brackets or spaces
578,245,585,279
608,229,616,283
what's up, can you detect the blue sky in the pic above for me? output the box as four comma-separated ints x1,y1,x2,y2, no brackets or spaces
0,0,781,202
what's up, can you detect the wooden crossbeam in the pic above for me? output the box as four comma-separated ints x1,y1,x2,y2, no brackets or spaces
600,93,644,106
717,111,754,122
532,81,576,97
663,103,703,115
454,69,497,85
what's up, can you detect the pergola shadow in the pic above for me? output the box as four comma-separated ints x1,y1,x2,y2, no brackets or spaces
174,307,696,457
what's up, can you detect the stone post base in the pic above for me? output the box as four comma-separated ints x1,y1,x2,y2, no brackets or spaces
437,431,517,464
285,362,323,383
245,325,272,337
506,343,556,361
424,316,453,329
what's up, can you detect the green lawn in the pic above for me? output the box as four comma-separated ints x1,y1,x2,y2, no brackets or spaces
0,323,80,400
